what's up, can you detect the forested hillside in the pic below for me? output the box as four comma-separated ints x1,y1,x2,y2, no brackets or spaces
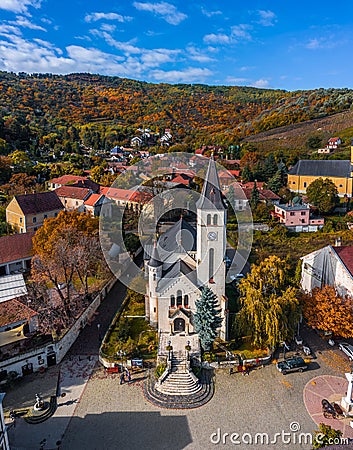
1,71,353,154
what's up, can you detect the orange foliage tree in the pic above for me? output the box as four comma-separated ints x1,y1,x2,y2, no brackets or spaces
302,285,353,338
31,211,106,321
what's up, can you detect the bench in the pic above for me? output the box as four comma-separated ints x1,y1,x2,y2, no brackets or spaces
106,367,120,374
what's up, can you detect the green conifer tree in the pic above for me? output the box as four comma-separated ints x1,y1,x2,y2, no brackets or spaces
193,287,223,351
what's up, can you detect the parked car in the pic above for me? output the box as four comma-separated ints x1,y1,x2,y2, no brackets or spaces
276,356,308,375
338,343,353,360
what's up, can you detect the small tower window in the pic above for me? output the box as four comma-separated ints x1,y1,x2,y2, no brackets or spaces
207,214,211,225
177,290,182,306
213,214,218,225
171,295,175,307
209,248,215,282
184,295,189,308
153,274,156,281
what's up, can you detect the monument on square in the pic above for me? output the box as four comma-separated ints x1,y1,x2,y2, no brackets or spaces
341,368,353,412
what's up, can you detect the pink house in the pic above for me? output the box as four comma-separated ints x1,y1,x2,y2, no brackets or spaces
272,204,324,232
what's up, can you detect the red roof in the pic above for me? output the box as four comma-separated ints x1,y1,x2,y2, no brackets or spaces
240,187,280,201
171,174,191,185
333,246,353,277
49,175,87,185
55,186,91,200
328,137,340,143
14,191,64,215
229,170,241,177
84,194,103,207
0,298,37,327
0,232,34,265
239,181,265,190
102,187,152,203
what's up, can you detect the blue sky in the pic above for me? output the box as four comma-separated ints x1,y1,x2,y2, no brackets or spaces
0,1,352,91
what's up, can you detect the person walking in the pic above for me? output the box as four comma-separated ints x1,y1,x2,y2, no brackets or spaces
120,372,125,385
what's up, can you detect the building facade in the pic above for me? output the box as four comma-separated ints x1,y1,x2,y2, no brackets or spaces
288,145,353,197
145,157,228,357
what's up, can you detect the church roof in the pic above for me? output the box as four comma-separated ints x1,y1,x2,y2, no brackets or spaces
288,160,353,178
196,157,227,210
158,218,196,254
149,241,163,267
157,259,198,292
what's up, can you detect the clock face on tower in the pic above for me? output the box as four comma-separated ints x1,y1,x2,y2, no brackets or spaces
207,231,218,241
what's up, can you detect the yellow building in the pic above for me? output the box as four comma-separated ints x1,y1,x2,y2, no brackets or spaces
6,191,64,233
288,146,353,197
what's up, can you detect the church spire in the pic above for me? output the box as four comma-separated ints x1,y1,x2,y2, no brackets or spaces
149,240,162,267
196,156,226,210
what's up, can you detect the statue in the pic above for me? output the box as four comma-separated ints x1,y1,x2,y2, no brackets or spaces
34,393,45,411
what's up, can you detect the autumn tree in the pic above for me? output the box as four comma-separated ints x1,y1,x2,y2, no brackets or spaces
31,211,107,322
312,423,342,449
237,256,300,348
302,285,353,338
306,178,338,213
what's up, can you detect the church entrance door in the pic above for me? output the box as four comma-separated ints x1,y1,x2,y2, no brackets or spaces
174,318,185,333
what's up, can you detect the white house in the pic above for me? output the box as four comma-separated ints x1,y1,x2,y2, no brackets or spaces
301,244,353,298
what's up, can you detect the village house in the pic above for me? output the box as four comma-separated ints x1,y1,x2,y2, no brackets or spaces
6,191,64,233
83,193,110,217
272,203,324,232
301,243,353,298
54,186,92,211
0,232,34,276
48,175,100,193
288,141,353,197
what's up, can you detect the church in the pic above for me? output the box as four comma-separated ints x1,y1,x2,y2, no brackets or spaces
144,157,229,361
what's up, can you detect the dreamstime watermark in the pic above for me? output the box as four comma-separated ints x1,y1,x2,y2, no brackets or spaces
209,422,350,446
99,152,254,294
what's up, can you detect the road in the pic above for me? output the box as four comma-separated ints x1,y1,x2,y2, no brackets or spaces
67,278,127,357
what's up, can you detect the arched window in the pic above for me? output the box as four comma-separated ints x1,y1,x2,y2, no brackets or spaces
170,295,175,307
153,274,156,281
209,248,215,282
184,295,189,308
177,290,182,306
207,214,211,225
213,214,218,225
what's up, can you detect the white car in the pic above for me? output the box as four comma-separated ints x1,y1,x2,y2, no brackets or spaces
338,343,353,360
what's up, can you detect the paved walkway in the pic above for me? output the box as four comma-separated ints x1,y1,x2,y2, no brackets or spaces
7,355,97,450
304,375,353,438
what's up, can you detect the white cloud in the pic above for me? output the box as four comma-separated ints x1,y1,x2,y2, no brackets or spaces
226,77,248,84
252,79,270,88
100,24,116,33
306,36,337,50
231,24,252,40
151,67,212,83
11,15,46,31
201,7,222,18
203,33,231,45
0,0,41,14
133,2,187,25
84,12,130,23
186,46,214,63
257,10,277,27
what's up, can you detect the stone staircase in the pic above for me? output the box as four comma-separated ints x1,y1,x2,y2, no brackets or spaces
155,355,202,396
144,353,214,409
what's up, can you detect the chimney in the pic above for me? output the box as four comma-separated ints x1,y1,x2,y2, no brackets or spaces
335,237,342,247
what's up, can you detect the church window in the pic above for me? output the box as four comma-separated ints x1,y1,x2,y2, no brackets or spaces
207,214,211,225
177,290,182,306
209,248,215,282
213,214,218,225
171,295,175,307
153,274,156,281
184,295,189,307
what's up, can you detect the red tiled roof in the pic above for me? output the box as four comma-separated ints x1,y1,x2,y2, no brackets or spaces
171,174,191,185
103,187,152,203
49,175,87,185
239,181,265,189
0,232,34,265
15,191,64,215
84,193,103,207
240,187,280,201
328,137,340,143
55,186,91,200
333,246,353,277
0,298,37,327
228,170,241,177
